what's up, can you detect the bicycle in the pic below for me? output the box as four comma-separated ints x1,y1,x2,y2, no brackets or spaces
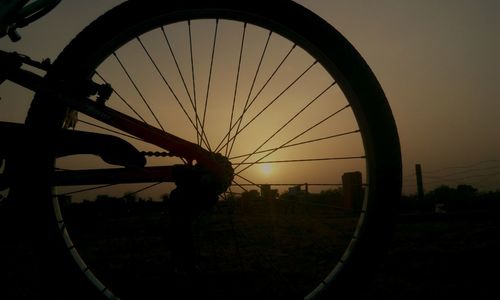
0,0,402,299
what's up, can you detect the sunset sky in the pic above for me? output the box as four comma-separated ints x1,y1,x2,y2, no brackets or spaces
0,0,498,195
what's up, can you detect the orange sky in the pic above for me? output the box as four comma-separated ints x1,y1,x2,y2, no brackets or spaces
1,0,498,195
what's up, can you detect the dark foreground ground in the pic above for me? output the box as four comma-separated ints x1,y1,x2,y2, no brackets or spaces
365,212,500,299
1,210,499,299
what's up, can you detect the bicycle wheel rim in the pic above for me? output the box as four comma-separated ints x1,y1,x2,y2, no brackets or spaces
27,1,401,299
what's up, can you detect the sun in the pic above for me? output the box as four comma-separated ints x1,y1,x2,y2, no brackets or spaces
260,163,273,176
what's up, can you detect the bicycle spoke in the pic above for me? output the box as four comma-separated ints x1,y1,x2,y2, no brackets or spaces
113,52,165,131
234,104,352,174
219,59,318,155
229,180,249,193
135,35,210,150
77,119,145,142
94,72,148,124
201,19,219,151
161,26,194,109
235,183,346,187
200,19,220,152
230,129,360,160
188,20,200,146
234,81,336,169
228,30,273,156
55,183,118,197
160,25,212,150
225,23,247,157
234,156,366,167
124,182,163,196
233,173,261,190
214,42,297,153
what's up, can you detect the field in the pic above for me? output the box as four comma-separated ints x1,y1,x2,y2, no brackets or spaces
1,199,499,299
366,212,500,299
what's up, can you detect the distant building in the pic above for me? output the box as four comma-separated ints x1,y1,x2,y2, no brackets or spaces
288,185,301,195
288,183,309,195
260,184,278,200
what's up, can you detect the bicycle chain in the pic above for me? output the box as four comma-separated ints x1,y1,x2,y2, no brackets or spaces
141,151,172,157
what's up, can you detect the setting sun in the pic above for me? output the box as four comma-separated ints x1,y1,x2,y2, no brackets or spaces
260,163,273,176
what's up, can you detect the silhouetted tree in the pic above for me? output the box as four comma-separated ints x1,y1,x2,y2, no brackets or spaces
477,190,500,211
425,184,487,212
123,192,137,205
399,194,419,213
241,190,261,201
425,185,456,211
319,188,343,202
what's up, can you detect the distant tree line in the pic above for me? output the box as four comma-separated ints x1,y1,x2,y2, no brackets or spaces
400,184,500,213
236,187,343,201
65,184,499,216
64,192,169,218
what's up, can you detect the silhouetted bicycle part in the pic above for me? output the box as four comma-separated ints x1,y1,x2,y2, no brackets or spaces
1,0,401,299
0,0,61,41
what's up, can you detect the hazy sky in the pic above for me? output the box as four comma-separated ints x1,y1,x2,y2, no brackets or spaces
0,0,498,194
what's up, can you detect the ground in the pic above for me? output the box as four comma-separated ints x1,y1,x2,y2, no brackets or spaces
1,208,498,299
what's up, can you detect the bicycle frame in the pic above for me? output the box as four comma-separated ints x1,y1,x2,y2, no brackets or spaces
1,44,226,191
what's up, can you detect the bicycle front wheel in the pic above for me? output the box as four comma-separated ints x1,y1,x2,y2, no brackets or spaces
27,1,401,299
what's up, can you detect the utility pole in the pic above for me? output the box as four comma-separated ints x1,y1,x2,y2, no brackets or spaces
342,171,363,211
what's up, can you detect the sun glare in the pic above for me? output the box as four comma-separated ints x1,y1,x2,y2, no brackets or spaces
260,163,273,176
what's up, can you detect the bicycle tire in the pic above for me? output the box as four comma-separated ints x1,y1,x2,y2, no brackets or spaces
26,1,402,299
